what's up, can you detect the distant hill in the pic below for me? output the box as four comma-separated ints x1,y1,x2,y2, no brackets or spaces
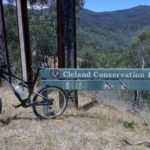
77,5,150,53
80,6,150,31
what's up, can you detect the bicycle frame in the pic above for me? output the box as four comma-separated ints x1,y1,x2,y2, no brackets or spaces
0,65,68,119
0,66,40,106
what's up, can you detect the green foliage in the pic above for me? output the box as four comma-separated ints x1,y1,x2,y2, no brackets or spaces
123,121,137,129
28,5,57,67
97,52,127,67
77,6,150,67
4,3,150,70
4,1,85,69
80,49,98,68
3,4,21,74
128,30,150,67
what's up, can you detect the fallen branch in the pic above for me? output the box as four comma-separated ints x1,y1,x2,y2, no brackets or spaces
122,139,150,148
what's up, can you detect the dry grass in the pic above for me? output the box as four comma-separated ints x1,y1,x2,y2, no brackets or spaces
0,87,150,150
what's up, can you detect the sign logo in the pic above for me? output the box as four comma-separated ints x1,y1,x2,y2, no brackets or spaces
50,69,60,78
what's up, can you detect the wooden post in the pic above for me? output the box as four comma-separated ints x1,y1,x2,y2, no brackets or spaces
62,0,77,69
0,0,11,84
16,0,32,81
0,0,5,87
0,0,9,66
57,0,65,68
57,0,78,108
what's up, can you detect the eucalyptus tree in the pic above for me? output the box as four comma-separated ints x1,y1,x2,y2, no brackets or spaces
128,30,150,109
29,0,84,67
128,30,150,68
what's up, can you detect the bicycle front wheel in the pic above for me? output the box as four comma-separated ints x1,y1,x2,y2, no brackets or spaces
32,86,68,119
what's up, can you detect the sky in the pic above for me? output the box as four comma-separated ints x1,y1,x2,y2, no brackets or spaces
3,0,150,12
84,0,150,12
3,0,7,3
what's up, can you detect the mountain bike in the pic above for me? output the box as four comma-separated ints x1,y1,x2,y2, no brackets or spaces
0,65,68,119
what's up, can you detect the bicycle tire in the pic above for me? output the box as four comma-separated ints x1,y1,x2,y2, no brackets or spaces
32,86,68,119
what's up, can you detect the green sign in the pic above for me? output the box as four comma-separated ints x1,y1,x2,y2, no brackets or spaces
41,68,150,80
41,80,104,90
41,80,150,90
40,68,150,90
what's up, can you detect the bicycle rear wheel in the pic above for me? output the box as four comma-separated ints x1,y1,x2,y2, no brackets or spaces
32,86,68,119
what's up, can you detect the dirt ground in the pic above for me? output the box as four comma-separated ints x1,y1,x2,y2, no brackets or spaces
0,86,150,150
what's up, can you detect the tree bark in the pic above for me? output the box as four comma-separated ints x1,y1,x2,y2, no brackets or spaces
0,0,9,65
57,0,78,108
0,0,11,85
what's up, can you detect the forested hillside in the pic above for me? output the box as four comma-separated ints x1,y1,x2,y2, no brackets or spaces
77,6,150,68
3,4,150,68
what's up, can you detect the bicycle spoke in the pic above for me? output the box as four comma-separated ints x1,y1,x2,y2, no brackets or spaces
32,86,68,119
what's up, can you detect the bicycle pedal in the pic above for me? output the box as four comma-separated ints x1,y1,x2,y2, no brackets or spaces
12,104,22,108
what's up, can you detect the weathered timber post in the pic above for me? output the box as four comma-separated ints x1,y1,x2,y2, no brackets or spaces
16,0,32,81
57,0,65,69
57,0,78,108
0,0,9,66
0,0,10,109
0,0,10,85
